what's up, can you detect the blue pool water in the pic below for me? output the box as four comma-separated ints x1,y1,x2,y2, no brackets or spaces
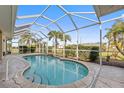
23,55,88,86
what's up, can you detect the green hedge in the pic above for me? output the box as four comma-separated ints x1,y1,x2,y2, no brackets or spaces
19,46,36,53
48,46,53,53
65,45,76,57
79,47,99,61
19,46,27,53
65,45,99,62
30,46,36,53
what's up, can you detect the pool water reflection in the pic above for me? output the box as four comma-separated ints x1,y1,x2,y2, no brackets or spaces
23,55,88,86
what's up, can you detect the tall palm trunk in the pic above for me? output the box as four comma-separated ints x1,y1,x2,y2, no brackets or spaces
65,40,67,47
113,33,124,56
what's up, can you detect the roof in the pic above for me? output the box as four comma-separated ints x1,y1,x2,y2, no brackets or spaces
0,5,17,39
15,5,124,40
94,5,124,17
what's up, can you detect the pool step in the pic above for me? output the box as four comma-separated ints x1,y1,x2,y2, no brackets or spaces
40,75,49,84
33,74,41,84
25,75,34,82
26,74,41,84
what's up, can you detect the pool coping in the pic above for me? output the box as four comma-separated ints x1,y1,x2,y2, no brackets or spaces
13,53,95,88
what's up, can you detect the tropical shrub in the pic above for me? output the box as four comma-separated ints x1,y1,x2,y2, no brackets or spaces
105,20,124,56
79,46,99,61
89,47,99,61
19,46,36,53
48,46,53,53
31,46,36,53
19,46,28,53
65,45,76,57
65,50,76,57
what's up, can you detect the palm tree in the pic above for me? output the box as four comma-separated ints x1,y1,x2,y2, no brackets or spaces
60,34,71,46
48,31,63,48
48,31,71,47
48,31,71,55
19,33,36,46
106,20,124,56
104,30,113,57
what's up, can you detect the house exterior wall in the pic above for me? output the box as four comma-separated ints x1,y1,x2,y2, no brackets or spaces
2,35,7,56
0,30,7,60
0,31,2,60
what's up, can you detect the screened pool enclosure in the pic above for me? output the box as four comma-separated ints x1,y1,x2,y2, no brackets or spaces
7,5,124,87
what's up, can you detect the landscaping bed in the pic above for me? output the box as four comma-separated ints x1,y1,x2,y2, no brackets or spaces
102,61,124,68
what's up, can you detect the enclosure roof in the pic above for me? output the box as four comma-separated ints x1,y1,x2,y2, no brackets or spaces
15,5,124,40
15,23,32,31
0,5,17,39
94,5,124,17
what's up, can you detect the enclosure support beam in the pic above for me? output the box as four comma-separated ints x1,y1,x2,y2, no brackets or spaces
40,15,65,33
102,15,124,24
68,12,95,14
69,13,98,23
5,60,9,81
42,42,44,54
57,5,79,60
54,36,56,56
63,34,65,58
76,30,79,60
39,14,66,29
30,40,32,53
88,6,103,88
46,38,48,54
39,41,41,53
89,23,103,88
31,5,50,26
65,23,98,33
17,42,19,54
99,24,102,66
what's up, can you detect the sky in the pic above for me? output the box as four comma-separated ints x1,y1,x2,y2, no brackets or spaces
13,5,124,46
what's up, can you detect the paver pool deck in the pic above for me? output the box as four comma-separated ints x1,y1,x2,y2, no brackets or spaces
0,54,124,88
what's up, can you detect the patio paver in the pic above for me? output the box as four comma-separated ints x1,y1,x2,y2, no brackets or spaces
0,54,124,88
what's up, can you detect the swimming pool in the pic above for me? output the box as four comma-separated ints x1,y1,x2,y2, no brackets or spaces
23,55,88,86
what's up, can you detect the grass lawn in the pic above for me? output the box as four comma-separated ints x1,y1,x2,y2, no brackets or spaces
11,48,19,54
